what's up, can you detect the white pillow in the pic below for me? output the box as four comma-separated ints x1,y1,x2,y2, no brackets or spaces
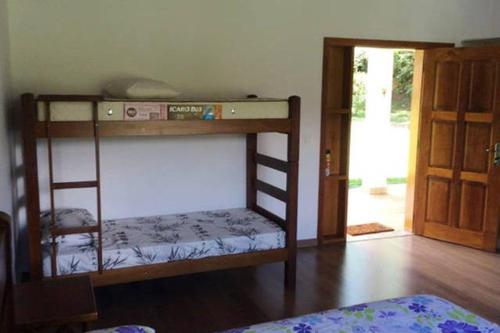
104,78,180,99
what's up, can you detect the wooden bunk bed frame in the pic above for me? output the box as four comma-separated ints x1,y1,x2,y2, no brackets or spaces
21,93,300,288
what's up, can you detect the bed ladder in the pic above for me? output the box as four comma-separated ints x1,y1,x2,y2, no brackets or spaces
44,97,103,277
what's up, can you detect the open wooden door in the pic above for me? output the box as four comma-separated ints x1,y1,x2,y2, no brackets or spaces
414,47,500,251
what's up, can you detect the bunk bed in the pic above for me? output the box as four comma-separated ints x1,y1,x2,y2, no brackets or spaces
21,93,300,287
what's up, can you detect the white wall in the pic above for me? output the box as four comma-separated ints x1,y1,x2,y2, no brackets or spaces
6,0,499,245
493,1,500,36
0,0,12,216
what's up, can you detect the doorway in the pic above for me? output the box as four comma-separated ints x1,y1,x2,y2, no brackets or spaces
346,47,415,240
318,38,500,251
317,38,453,244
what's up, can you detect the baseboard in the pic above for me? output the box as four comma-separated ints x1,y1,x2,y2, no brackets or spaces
297,238,318,248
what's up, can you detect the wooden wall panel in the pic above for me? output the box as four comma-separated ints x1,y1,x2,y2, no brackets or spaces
429,121,455,168
425,177,450,224
323,47,349,110
324,114,342,174
336,115,351,176
463,123,491,173
459,182,486,231
336,180,348,237
321,179,339,236
318,42,353,242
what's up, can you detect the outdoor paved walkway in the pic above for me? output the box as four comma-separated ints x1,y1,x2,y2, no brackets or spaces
347,184,407,233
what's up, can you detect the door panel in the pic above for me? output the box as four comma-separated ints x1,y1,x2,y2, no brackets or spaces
415,47,500,251
425,177,451,224
429,121,455,168
459,182,486,231
469,61,495,112
433,61,461,111
463,123,490,172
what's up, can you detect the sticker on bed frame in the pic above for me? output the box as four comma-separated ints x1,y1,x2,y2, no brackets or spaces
124,103,167,121
167,104,222,120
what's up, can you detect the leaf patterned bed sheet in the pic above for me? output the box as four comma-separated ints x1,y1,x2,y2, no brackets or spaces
42,208,285,276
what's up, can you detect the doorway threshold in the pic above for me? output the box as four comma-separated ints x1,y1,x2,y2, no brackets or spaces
346,230,412,242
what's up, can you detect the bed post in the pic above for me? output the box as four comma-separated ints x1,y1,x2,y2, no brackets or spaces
246,134,257,210
285,96,300,289
21,93,43,280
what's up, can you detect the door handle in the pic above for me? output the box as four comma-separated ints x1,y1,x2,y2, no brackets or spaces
488,143,500,166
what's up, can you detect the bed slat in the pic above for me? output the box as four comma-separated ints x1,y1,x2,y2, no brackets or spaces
90,249,288,287
51,181,98,190
256,154,289,173
256,180,288,203
52,226,99,236
34,119,292,137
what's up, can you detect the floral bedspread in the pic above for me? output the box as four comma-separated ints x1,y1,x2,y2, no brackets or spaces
41,208,285,277
87,325,155,333
220,295,499,333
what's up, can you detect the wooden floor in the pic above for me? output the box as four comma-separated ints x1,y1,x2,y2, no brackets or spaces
92,236,500,332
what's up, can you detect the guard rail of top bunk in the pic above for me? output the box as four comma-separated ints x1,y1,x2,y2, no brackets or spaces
21,93,300,288
27,94,295,137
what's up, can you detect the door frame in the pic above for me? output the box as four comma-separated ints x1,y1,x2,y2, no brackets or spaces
317,38,454,244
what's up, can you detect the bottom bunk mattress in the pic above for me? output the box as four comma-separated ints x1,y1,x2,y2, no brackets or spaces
42,208,285,277
220,295,499,333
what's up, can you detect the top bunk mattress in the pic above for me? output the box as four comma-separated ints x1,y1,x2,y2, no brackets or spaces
37,99,289,122
42,208,285,277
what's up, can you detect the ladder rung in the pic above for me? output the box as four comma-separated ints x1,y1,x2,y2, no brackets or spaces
52,180,98,190
52,225,99,236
